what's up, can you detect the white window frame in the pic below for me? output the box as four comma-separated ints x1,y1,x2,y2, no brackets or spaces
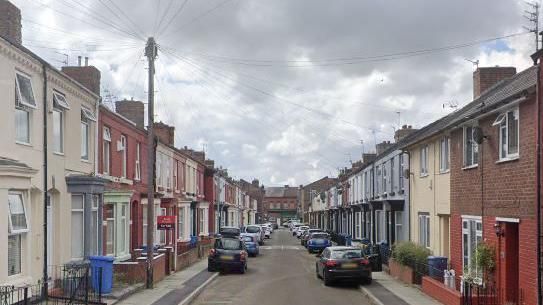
15,72,37,109
494,107,519,160
156,154,162,187
355,211,361,239
81,118,89,160
52,103,64,154
103,127,111,175
8,234,22,277
120,135,127,178
440,137,450,173
135,142,141,181
71,194,85,260
375,210,385,243
382,163,388,193
8,192,29,234
463,126,479,167
395,211,403,242
105,204,115,256
462,217,483,278
418,213,430,248
178,207,185,240
174,161,179,191
420,145,429,176
399,154,405,190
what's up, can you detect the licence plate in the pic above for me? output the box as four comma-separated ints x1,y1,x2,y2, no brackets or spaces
220,255,234,261
341,263,357,269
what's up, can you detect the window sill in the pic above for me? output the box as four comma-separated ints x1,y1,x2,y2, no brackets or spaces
53,152,65,156
462,164,478,170
81,158,90,163
439,169,450,174
496,156,519,164
419,173,429,178
15,141,32,147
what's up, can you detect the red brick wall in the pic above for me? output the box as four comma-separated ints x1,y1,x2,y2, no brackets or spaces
422,276,461,305
449,95,538,305
388,258,416,284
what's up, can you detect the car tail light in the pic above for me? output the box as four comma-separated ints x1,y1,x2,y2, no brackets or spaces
325,260,338,267
358,258,370,265
208,249,216,257
240,251,247,261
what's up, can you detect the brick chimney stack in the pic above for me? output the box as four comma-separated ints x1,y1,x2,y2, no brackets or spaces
154,122,175,146
473,66,516,99
61,60,101,96
115,99,145,129
394,125,417,142
376,141,393,155
0,0,22,45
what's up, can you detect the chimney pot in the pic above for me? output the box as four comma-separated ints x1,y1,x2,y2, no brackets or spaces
85,57,89,66
78,56,82,66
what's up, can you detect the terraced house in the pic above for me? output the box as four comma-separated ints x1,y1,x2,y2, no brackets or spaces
0,2,103,285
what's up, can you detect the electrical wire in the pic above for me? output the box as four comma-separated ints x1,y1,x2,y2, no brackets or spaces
95,0,146,40
165,32,530,68
156,0,190,39
103,0,146,39
155,0,175,37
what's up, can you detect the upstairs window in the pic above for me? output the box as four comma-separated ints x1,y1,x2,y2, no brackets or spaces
493,108,519,160
52,92,69,154
16,73,37,108
420,145,429,176
15,73,36,144
464,126,479,167
390,158,395,191
80,107,95,161
399,154,405,190
135,142,141,180
103,127,111,175
120,135,127,178
440,137,450,172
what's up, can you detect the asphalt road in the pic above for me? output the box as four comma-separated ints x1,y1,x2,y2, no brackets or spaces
191,228,372,305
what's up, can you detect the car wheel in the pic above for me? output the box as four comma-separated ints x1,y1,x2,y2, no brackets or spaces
315,264,322,279
240,264,246,274
323,271,333,286
360,277,372,285
207,264,216,272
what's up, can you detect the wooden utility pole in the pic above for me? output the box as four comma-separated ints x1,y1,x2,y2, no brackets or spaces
145,37,157,289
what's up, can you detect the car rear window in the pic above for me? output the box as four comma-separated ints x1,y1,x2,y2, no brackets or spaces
217,239,242,250
220,228,240,235
246,226,260,233
330,249,363,259
242,236,254,242
311,233,328,239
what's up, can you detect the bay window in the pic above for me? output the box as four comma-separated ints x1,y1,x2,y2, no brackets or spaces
71,195,84,259
493,107,519,160
178,207,185,240
8,192,28,277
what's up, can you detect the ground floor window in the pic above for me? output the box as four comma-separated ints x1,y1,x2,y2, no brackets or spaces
462,217,482,277
159,208,166,245
71,195,85,259
8,234,21,276
418,213,430,248
104,202,129,258
355,212,361,239
395,211,404,242
179,207,185,240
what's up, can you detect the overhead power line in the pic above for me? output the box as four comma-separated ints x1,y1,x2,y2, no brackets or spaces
167,32,530,67
157,0,190,38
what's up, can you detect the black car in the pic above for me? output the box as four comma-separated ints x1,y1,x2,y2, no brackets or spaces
208,237,248,273
219,226,241,238
315,246,372,286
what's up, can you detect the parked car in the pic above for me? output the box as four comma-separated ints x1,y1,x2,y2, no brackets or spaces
315,246,372,286
243,224,264,245
272,223,278,230
301,229,325,247
307,232,332,253
291,223,302,235
261,225,271,239
240,234,259,257
219,226,241,238
208,237,248,273
296,226,310,238
263,223,274,233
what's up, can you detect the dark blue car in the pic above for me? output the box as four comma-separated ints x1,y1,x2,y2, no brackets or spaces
241,234,259,257
307,232,332,253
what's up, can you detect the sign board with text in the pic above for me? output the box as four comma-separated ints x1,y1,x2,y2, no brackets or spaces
157,215,176,230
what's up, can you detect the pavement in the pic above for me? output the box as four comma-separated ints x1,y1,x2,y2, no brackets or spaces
113,229,443,305
360,271,443,305
113,259,217,305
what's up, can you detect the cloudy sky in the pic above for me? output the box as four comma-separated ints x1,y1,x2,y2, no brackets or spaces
13,0,537,186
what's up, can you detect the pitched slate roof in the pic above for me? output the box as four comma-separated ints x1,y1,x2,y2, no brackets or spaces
265,186,298,197
401,65,537,148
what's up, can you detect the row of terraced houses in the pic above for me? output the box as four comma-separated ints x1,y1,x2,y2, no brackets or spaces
303,54,543,304
0,0,261,288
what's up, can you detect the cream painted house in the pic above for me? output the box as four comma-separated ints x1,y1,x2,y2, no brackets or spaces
0,24,102,286
407,127,451,257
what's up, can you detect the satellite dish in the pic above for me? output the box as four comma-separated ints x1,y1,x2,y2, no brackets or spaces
473,127,485,144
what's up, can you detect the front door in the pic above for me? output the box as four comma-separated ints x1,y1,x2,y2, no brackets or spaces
503,222,519,304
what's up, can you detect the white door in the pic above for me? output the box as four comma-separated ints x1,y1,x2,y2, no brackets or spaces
47,194,53,267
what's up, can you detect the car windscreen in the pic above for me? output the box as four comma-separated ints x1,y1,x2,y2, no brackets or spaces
241,236,254,243
217,239,242,250
311,233,328,239
330,249,363,259
246,226,260,233
220,228,240,235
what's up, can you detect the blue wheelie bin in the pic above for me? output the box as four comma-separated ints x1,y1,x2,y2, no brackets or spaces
427,256,448,279
89,256,115,294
